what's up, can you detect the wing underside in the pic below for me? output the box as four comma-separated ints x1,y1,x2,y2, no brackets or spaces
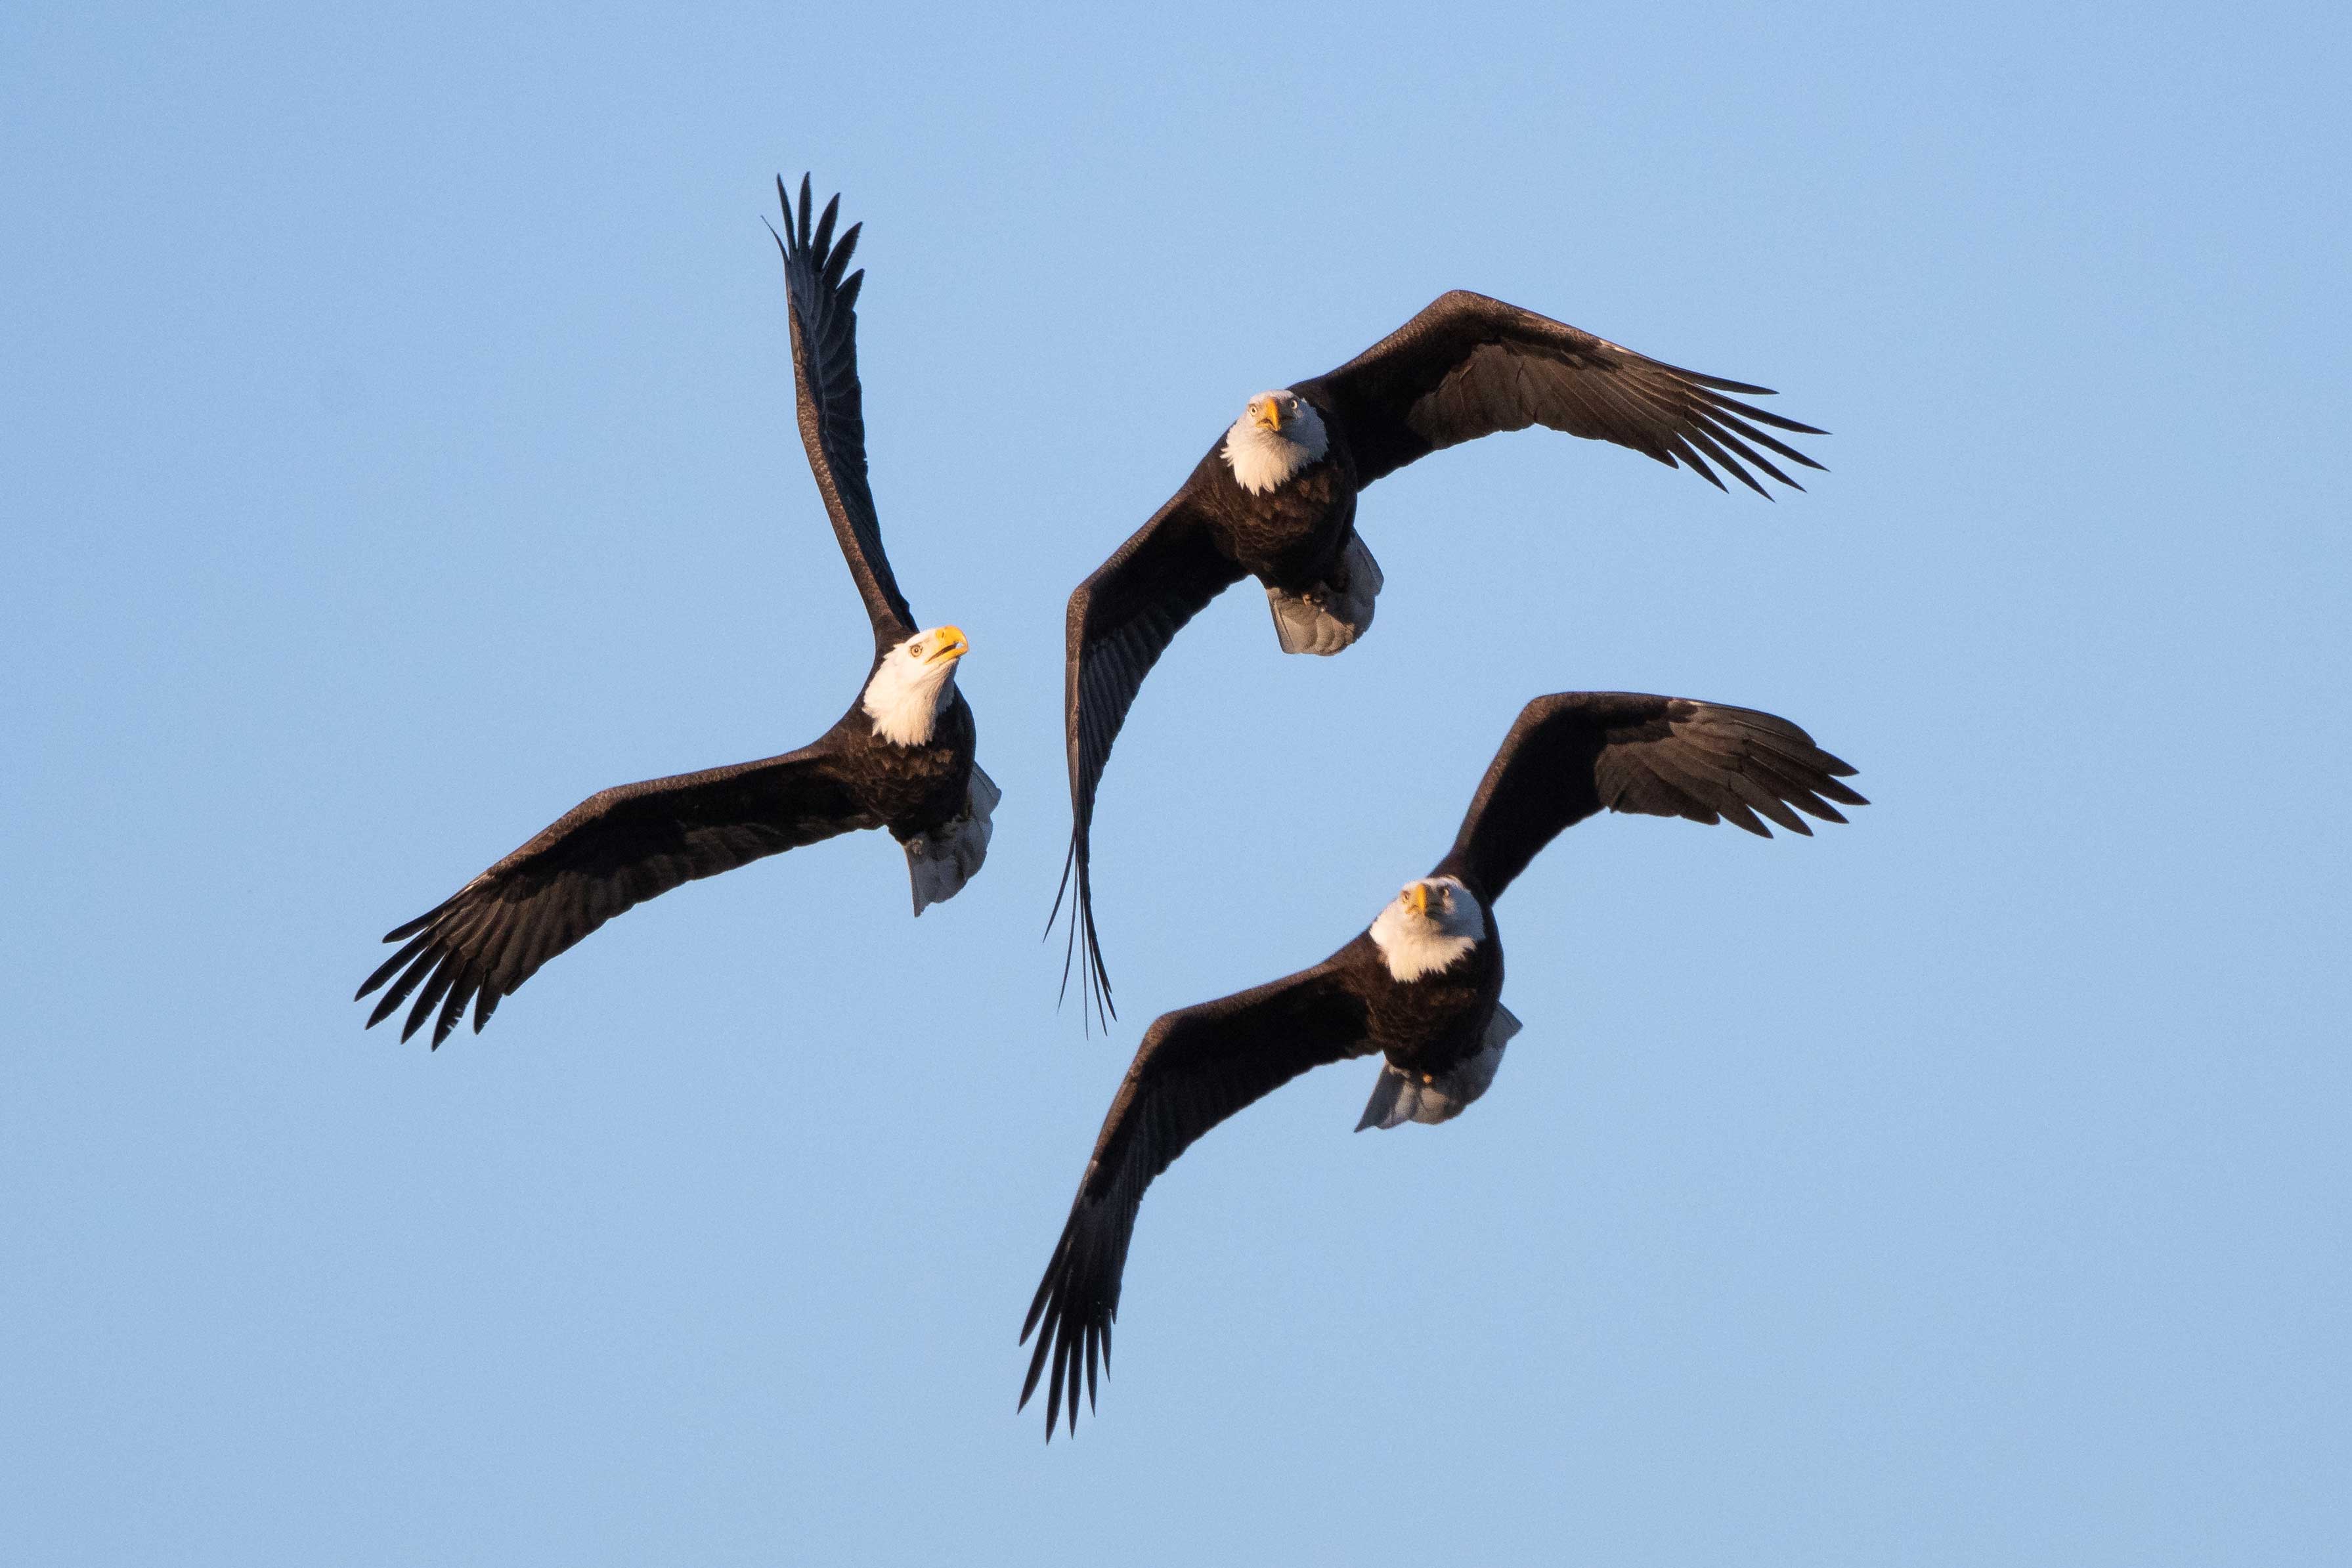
772,174,917,653
358,743,875,1047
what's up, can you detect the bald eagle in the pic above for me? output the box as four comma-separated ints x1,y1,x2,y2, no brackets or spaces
1055,294,1825,1024
357,177,995,1049
1021,691,1864,1436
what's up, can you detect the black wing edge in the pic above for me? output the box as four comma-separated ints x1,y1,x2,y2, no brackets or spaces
1299,290,1830,496
1046,826,1114,1036
1437,691,1870,903
1566,338,1831,501
1043,496,1247,1037
766,172,917,650
1015,956,1369,1439
1016,1173,1129,1441
355,746,861,1049
354,886,500,1048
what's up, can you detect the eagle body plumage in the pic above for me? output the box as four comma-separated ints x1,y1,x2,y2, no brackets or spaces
1349,925,1504,1083
1190,432,1362,593
846,687,980,846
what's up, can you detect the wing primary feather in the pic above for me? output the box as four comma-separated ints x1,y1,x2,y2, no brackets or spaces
1663,432,1728,490
1016,960,1367,1434
1043,836,1078,938
357,928,435,1001
401,948,466,1043
364,961,424,1030
431,967,475,1049
1046,837,1117,1033
1714,798,1771,837
1731,758,1844,822
1296,292,1825,493
368,942,444,1028
1702,390,1826,437
1692,416,1801,490
458,896,529,1001
1021,1228,1066,1346
1651,743,1806,831
1661,366,1777,395
361,746,861,1043
1703,404,1827,470
1443,692,1867,901
1680,424,1771,498
821,223,860,289
379,906,442,946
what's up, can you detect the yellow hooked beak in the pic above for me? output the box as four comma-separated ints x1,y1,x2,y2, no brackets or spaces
1250,396,1284,433
1403,882,1431,918
924,626,970,664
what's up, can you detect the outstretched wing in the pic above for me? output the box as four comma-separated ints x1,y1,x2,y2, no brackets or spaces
1435,691,1866,903
1020,949,1373,1438
770,174,916,655
357,742,877,1047
1292,290,1825,496
1052,491,1248,1028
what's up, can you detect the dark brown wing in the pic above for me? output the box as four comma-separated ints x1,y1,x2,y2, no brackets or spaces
1292,290,1825,496
1051,490,1248,1028
1434,692,1866,902
357,741,877,1047
1019,947,1374,1438
770,175,916,655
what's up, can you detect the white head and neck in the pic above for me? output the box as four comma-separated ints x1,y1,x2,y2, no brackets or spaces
861,625,969,747
1368,875,1487,983
1222,389,1330,496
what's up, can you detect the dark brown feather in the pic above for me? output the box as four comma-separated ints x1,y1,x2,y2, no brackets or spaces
1019,951,1374,1436
1293,290,1825,492
1435,691,1865,901
770,175,916,655
1051,494,1248,1028
357,744,877,1047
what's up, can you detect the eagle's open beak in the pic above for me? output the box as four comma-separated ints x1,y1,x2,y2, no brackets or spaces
926,627,969,664
1250,398,1283,433
1403,882,1431,918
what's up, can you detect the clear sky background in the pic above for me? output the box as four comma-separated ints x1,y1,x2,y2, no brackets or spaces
5,2,2347,1562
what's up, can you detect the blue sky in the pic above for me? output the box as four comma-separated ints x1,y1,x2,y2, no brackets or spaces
5,2,2346,1562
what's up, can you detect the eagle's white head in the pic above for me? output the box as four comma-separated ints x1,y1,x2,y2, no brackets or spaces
1222,389,1330,495
862,625,969,747
1368,875,1487,982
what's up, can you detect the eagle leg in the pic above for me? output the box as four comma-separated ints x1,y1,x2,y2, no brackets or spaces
1265,534,1383,657
904,763,1001,915
1355,1002,1521,1131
